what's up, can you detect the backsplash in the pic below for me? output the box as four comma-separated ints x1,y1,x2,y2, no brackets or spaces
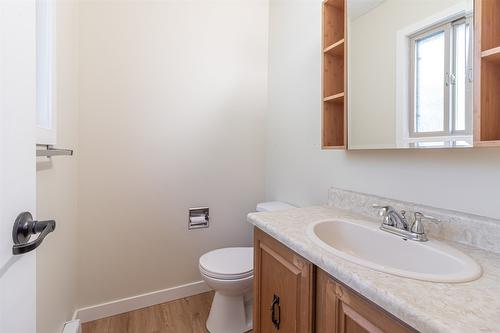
328,187,500,254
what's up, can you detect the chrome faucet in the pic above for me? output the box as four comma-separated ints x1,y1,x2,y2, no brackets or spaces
372,204,439,242
373,205,408,229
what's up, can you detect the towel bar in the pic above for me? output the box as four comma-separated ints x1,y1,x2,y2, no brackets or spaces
36,144,73,157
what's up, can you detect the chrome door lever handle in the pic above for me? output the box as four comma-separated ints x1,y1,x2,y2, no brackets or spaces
12,212,56,255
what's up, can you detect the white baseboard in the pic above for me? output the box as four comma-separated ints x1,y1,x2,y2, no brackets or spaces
75,280,210,323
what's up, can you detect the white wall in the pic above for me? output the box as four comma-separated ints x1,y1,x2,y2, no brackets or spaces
267,0,500,220
77,0,268,307
36,1,80,332
34,0,500,323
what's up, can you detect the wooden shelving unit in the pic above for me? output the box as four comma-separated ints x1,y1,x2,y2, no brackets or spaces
475,0,500,146
322,0,347,149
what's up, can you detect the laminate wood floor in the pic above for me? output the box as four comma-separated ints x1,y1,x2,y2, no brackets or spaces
82,291,221,333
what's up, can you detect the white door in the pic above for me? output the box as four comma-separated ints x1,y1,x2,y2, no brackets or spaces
0,1,37,332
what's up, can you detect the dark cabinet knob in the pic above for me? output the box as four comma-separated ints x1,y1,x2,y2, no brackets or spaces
271,294,280,329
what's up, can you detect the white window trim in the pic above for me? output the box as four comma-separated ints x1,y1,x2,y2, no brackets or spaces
408,135,473,148
395,2,473,148
36,0,57,145
452,16,474,136
406,134,472,144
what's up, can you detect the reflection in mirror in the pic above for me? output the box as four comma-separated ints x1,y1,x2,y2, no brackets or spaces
348,0,473,149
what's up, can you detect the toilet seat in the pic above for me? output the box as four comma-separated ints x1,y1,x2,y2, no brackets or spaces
199,265,253,280
199,247,253,280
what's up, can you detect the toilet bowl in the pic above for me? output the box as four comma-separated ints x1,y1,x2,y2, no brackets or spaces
199,247,253,333
199,201,295,333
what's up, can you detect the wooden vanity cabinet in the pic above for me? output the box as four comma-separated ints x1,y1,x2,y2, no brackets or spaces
316,269,418,333
253,227,419,333
253,227,314,333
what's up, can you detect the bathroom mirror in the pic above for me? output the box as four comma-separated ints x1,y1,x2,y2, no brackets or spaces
347,0,474,149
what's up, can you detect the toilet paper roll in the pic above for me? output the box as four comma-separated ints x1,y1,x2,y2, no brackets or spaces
190,215,207,225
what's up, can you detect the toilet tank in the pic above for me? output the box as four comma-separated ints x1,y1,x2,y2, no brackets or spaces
256,201,295,212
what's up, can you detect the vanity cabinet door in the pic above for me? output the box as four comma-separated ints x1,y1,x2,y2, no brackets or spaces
316,269,418,333
253,227,314,333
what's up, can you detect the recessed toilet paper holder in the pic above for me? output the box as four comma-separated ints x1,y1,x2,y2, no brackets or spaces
189,207,209,230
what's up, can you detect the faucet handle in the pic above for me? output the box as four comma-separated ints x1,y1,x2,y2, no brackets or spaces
410,212,440,235
372,204,396,227
414,212,440,223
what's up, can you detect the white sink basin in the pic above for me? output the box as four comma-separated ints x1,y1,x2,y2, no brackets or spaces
307,219,482,283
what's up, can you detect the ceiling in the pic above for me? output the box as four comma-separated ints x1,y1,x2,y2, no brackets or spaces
348,0,386,20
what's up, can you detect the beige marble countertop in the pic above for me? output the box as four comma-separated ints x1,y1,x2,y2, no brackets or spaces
247,206,500,333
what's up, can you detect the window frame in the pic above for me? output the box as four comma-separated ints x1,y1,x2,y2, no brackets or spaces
408,15,473,139
450,16,473,136
36,0,57,145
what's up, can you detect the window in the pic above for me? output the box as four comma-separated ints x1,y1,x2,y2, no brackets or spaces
36,0,56,144
409,16,472,139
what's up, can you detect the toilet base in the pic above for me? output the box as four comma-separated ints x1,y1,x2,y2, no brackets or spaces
206,292,252,333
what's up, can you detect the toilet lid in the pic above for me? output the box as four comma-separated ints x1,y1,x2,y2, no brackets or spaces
199,247,253,280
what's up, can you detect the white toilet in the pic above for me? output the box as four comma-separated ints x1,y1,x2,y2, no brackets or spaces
199,201,295,333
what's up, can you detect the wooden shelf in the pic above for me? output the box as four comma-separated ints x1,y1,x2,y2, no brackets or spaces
474,140,500,148
482,46,500,63
322,145,346,149
324,39,344,56
323,92,344,103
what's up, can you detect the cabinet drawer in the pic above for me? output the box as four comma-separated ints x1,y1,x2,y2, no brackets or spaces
316,269,418,333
